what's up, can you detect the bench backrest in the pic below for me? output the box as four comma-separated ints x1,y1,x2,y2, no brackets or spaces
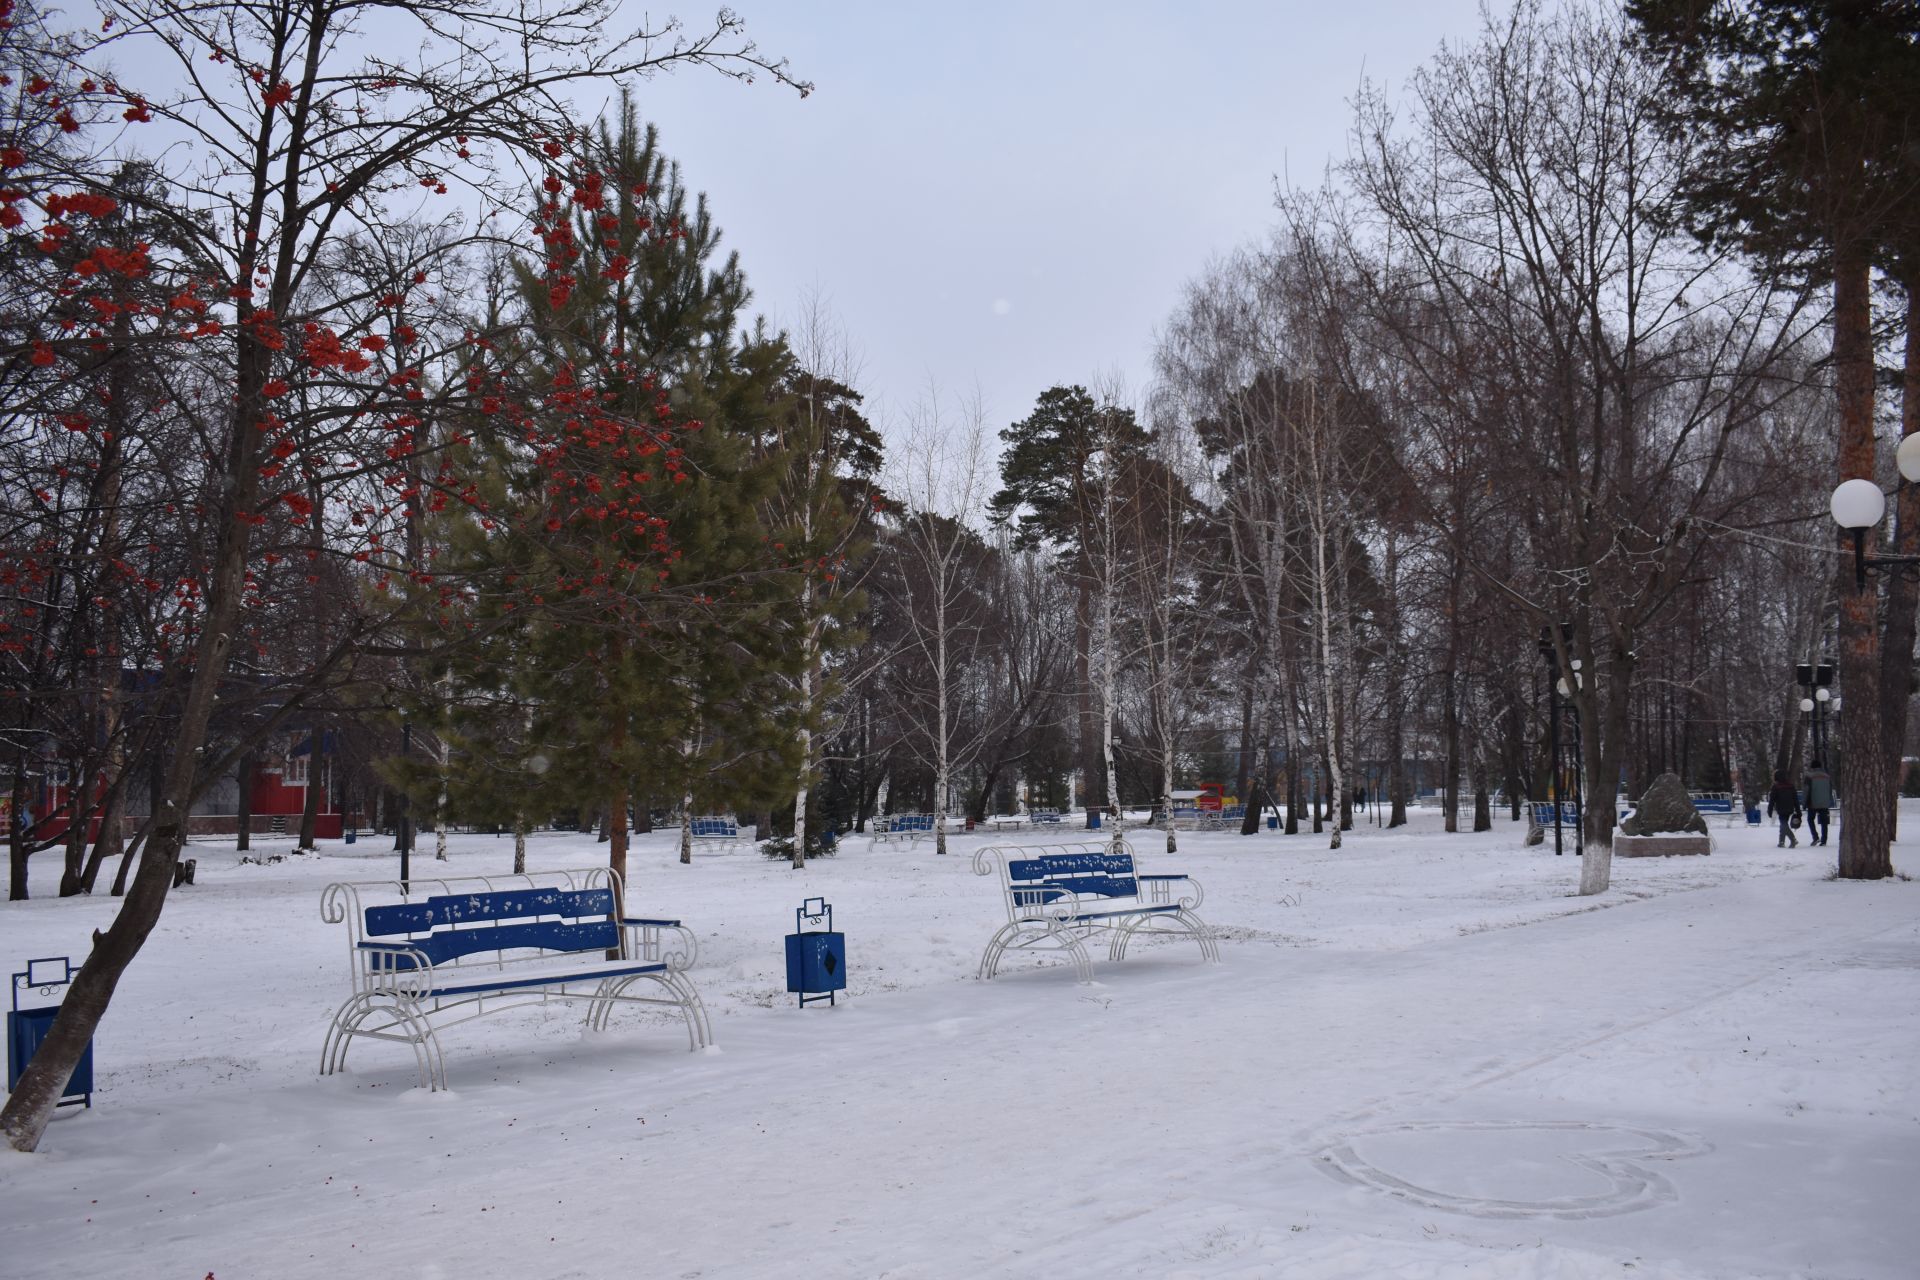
1030,809,1061,823
974,842,1142,920
321,869,625,982
690,816,738,837
361,886,616,968
1006,851,1138,905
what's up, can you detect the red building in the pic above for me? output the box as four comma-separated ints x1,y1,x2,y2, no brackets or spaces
14,732,342,842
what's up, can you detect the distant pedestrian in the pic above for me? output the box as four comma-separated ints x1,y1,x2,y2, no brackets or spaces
1802,767,1833,847
1766,770,1800,849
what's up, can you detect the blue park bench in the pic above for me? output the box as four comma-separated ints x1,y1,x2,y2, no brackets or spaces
319,869,710,1090
1528,801,1582,827
1028,808,1063,825
871,813,937,844
972,840,1219,984
688,815,744,848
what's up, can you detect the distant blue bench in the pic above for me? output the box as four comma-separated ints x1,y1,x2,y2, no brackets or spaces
871,813,937,844
319,869,710,1090
973,840,1218,983
1029,808,1062,826
688,815,743,847
1528,801,1581,827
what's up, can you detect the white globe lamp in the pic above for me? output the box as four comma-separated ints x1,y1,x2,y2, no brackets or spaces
1899,433,1920,483
1831,478,1886,530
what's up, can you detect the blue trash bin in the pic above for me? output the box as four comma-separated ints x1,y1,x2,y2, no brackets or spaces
1087,810,1102,830
8,957,93,1109
784,899,845,1008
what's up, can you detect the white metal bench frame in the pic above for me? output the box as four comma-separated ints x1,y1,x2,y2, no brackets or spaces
870,813,937,844
688,815,745,848
319,867,711,1091
972,838,1219,984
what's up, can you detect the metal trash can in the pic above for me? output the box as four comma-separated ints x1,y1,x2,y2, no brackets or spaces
1087,810,1102,830
783,898,845,1008
8,957,93,1110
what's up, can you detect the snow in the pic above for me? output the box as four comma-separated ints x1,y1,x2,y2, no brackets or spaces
3,808,1916,1279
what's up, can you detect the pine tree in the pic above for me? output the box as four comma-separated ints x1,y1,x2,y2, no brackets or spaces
407,102,807,889
1629,1,1920,879
990,386,1150,819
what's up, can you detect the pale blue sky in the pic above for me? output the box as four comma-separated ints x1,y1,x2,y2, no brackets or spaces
621,2,1491,434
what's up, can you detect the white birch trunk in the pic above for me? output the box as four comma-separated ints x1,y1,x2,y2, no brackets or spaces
934,588,950,855
679,730,696,865
1579,837,1614,895
790,625,812,870
434,670,450,860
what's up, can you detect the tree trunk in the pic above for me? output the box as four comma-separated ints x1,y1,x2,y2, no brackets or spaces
1074,577,1099,816
934,591,950,856
9,760,30,900
1285,747,1300,835
78,786,125,893
296,739,323,853
1442,674,1461,834
1879,279,1920,841
58,765,88,896
235,753,256,853
1834,242,1894,879
607,778,628,953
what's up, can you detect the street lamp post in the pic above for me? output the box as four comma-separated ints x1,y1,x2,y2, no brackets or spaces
1538,624,1582,857
1794,662,1835,768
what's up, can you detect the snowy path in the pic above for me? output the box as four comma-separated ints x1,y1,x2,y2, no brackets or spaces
2,821,1915,1278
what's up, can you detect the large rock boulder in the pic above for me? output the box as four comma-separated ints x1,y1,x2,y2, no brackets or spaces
1620,773,1707,836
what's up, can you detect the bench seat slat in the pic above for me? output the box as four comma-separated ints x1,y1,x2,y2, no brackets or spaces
423,959,666,999
1065,904,1180,922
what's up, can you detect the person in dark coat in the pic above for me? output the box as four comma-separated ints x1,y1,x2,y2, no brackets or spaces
1766,770,1800,849
1802,767,1833,847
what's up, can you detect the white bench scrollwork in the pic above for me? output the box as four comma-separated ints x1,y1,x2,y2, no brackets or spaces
319,867,710,1090
972,839,1218,984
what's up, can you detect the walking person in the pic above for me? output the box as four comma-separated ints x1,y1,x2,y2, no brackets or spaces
1766,770,1801,849
1802,766,1833,847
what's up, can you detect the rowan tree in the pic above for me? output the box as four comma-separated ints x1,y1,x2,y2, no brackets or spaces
0,0,806,1154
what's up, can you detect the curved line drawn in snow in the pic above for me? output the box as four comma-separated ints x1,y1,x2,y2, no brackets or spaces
1312,1119,1710,1219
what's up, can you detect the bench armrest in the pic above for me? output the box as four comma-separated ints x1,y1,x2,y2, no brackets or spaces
1138,872,1204,911
354,941,435,997
621,918,698,971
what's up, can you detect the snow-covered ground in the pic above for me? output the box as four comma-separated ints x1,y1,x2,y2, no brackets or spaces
2,808,1915,1279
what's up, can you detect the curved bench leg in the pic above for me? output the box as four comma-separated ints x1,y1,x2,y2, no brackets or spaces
592,972,714,1050
979,922,1029,979
320,992,447,1091
1108,911,1219,967
1178,909,1220,963
661,971,713,1049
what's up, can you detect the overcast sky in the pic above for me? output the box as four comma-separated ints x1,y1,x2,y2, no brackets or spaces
621,2,1492,438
